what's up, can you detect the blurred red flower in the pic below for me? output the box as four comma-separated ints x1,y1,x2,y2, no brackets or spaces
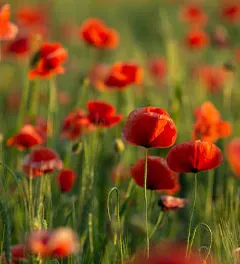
79,18,119,49
57,169,76,193
7,124,44,150
195,65,229,92
61,109,91,140
23,147,63,177
185,28,208,50
122,107,177,148
5,36,30,58
147,57,167,84
179,3,207,26
28,42,68,79
166,140,223,173
1,244,26,264
110,164,130,184
27,228,80,258
104,62,143,90
226,138,240,177
58,91,71,106
220,2,240,23
192,101,231,142
158,195,188,211
0,4,18,41
88,63,110,91
87,100,123,127
131,156,178,190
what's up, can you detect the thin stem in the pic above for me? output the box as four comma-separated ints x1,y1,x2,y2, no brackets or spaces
150,211,164,239
144,148,149,258
48,78,57,146
18,79,30,129
29,80,39,118
186,173,197,257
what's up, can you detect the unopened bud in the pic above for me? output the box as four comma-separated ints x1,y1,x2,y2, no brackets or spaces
72,141,83,154
113,138,125,153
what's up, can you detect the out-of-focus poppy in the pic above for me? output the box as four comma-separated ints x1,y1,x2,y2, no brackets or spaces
130,156,178,190
61,109,91,140
58,91,71,106
147,57,167,84
122,107,177,148
158,195,188,211
226,138,240,177
79,18,119,49
211,26,230,48
0,4,18,41
23,147,63,177
7,124,44,150
104,62,143,90
110,164,129,184
88,63,110,91
220,2,240,24
5,36,30,58
5,89,21,111
192,101,231,142
28,42,68,79
185,28,208,50
195,65,229,92
179,3,207,26
27,228,80,258
1,244,27,264
57,169,76,192
132,242,208,264
87,100,123,127
166,140,223,173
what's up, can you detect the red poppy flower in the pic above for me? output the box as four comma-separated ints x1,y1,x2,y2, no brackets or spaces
61,109,92,140
57,169,76,193
23,147,63,177
87,100,123,127
131,156,178,190
104,62,143,90
7,124,44,150
132,242,207,264
158,173,181,195
226,138,240,177
185,28,208,50
195,65,229,92
1,244,27,264
147,57,167,84
110,164,130,184
28,42,68,79
27,228,80,258
179,3,207,26
122,107,177,148
88,63,110,91
79,18,119,49
0,4,18,41
6,36,30,58
166,140,223,173
220,2,240,23
158,195,188,211
192,101,232,142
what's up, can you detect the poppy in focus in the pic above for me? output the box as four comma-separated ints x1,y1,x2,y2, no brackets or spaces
61,109,91,140
122,107,177,148
131,156,178,191
158,195,188,211
192,101,232,142
166,140,223,173
7,124,44,150
226,138,240,177
28,42,68,79
79,18,119,49
57,169,76,193
23,147,63,177
179,3,207,26
185,28,208,50
87,100,123,127
0,4,18,41
104,62,143,90
1,244,27,264
220,2,240,24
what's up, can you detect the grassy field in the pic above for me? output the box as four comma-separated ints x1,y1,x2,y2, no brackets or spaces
1,0,240,263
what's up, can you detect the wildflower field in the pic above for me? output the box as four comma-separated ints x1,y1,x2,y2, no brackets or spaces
1,0,240,263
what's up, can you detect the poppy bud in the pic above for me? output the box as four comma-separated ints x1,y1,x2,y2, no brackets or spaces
113,138,125,153
72,141,83,154
0,133,4,143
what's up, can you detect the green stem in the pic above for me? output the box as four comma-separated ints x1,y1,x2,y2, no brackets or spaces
205,170,214,218
29,80,39,118
48,78,57,146
186,173,197,257
144,148,149,258
150,211,164,239
18,79,30,129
